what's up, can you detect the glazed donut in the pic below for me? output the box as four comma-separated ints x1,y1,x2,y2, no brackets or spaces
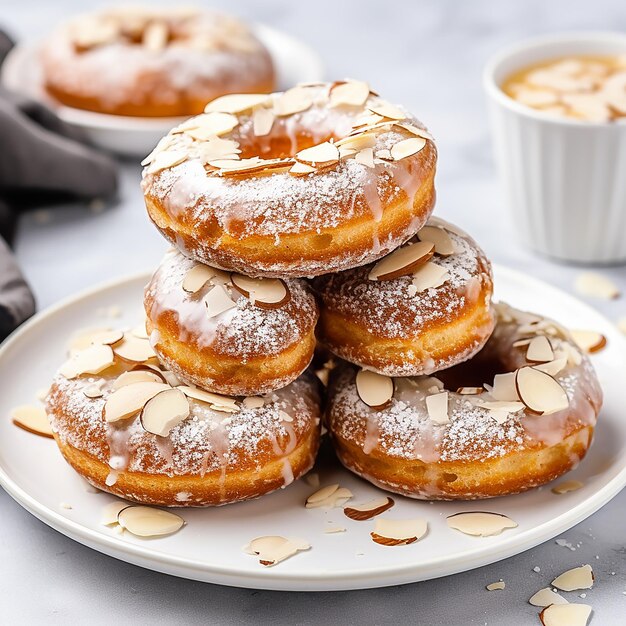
41,7,275,117
311,218,495,376
326,303,602,500
144,249,318,395
46,352,321,507
141,80,437,277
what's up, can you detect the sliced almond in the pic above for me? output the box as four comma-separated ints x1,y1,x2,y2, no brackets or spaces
395,122,435,142
204,284,237,318
375,148,393,161
289,161,316,176
552,479,584,494
490,372,519,402
446,511,518,536
195,137,241,161
336,132,377,151
529,587,569,607
486,581,506,591
11,405,53,438
305,484,353,509
411,262,449,292
426,391,449,425
570,329,607,354
243,536,310,566
230,274,290,309
539,604,591,626
103,382,170,423
477,400,525,424
204,93,271,114
178,385,239,413
101,501,130,526
117,506,184,537
191,112,239,137
417,225,455,256
274,87,314,116
368,241,434,281
526,336,555,363
344,497,394,521
515,367,569,415
295,142,340,166
83,383,104,399
368,101,406,120
112,369,165,390
142,20,168,51
209,157,292,175
574,271,620,299
242,396,264,409
355,369,394,410
146,150,187,174
60,344,115,379
329,80,370,107
140,388,190,437
89,329,125,346
132,324,149,340
252,107,274,136
551,564,594,591
183,264,221,294
354,147,375,168
112,335,154,364
390,137,426,161
534,358,568,377
370,518,428,546
324,525,346,534
456,387,484,395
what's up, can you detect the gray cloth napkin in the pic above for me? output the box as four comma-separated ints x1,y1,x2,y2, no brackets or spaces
0,29,118,341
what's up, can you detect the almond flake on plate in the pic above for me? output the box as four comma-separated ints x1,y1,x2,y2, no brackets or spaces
244,536,310,566
551,479,584,494
204,284,236,318
390,137,426,160
515,367,569,415
344,497,395,521
411,262,449,292
368,241,434,281
574,271,620,299
306,484,353,509
355,369,394,409
446,511,518,536
526,336,555,363
426,391,449,424
529,587,568,607
11,405,53,438
324,525,346,534
178,386,239,413
539,603,592,626
370,518,428,546
204,93,271,114
117,505,184,538
230,274,290,309
551,564,594,591
252,107,274,136
570,329,607,354
101,501,130,526
103,381,170,423
329,80,370,107
486,581,506,591
417,225,455,256
60,344,115,379
140,388,190,437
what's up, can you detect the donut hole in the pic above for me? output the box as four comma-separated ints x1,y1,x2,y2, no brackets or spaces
312,234,334,250
437,345,514,390
442,472,458,483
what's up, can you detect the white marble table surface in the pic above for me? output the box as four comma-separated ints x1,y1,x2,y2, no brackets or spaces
2,0,626,623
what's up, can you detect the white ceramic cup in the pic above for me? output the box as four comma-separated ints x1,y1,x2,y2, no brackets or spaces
484,32,626,264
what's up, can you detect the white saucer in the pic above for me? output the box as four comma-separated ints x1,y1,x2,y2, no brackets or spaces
0,24,325,157
0,265,624,591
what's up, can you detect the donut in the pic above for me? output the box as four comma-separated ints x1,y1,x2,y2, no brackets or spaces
144,249,318,396
40,7,275,117
141,80,437,277
326,303,602,500
311,218,495,376
45,345,321,507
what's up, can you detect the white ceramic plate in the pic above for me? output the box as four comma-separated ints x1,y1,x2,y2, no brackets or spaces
0,24,324,156
1,265,624,591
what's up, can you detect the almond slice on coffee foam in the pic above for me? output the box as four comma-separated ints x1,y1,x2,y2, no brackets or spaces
356,369,394,410
446,511,518,536
230,274,290,309
344,497,394,521
11,405,53,438
515,367,569,415
368,241,434,281
370,518,428,546
117,506,184,537
60,344,115,379
103,382,170,423
140,388,190,437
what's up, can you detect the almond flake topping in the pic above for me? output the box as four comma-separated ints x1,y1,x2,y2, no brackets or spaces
417,225,456,255
344,497,394,521
204,94,271,114
574,271,620,299
426,391,449,424
182,264,225,294
103,382,170,423
371,518,428,546
289,161,316,176
368,101,406,120
551,564,594,591
390,137,426,160
11,405,53,438
204,284,236,318
244,536,310,567
329,80,371,107
230,274,290,309
446,511,518,536
477,400,525,424
534,358,568,377
490,372,519,402
539,604,592,626
295,142,340,166
83,383,104,399
242,396,264,409
368,241,434,281
305,484,353,509
411,262,449,292
526,335,555,363
356,369,394,409
140,388,190,437
252,107,274,136
529,587,568,607
274,86,314,116
60,344,115,379
142,21,168,51
355,147,375,168
570,329,607,354
190,112,239,138
112,369,165,390
112,334,154,364
457,387,484,395
117,506,184,538
515,367,569,415
146,150,187,174
178,386,239,413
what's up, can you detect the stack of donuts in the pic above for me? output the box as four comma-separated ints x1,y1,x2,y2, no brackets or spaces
45,80,602,506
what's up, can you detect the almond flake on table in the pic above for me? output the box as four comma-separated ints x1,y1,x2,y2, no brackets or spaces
528,587,568,607
486,580,505,591
551,564,594,591
539,603,592,626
